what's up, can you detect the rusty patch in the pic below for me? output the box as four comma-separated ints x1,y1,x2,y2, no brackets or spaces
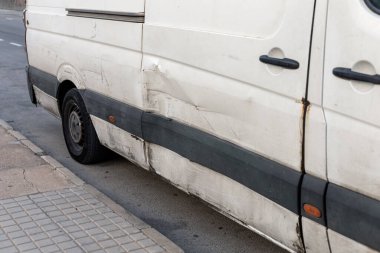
108,115,116,124
300,98,311,173
293,222,306,253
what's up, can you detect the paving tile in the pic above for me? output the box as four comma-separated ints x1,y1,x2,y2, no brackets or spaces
57,241,78,250
35,238,54,248
98,239,117,249
0,219,16,227
0,246,18,253
17,242,37,251
106,245,125,253
122,242,141,252
64,247,84,253
51,235,71,244
8,230,27,239
146,245,165,253
81,243,101,251
39,244,59,253
130,233,147,241
13,236,32,245
138,239,156,248
0,240,13,249
0,187,172,253
3,225,21,233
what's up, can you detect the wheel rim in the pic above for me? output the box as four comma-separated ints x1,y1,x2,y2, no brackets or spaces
66,103,84,154
69,109,83,144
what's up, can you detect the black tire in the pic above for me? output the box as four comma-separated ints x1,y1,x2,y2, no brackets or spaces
62,89,107,164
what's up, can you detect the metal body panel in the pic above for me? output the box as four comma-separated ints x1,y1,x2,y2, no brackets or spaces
33,86,60,118
324,0,380,201
148,144,302,252
323,0,380,251
302,218,330,253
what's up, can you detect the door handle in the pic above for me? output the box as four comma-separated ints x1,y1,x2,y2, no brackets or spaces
333,67,380,85
259,55,300,70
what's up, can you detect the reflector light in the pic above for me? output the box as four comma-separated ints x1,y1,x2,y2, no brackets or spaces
303,204,322,218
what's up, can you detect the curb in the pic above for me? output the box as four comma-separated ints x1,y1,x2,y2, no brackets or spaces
0,119,184,253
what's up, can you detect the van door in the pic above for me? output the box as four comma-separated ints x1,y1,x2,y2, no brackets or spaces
324,0,380,252
62,0,149,167
142,0,316,251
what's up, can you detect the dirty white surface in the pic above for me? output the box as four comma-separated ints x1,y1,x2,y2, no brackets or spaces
323,0,380,201
34,87,60,118
328,230,377,253
148,144,301,252
301,218,330,253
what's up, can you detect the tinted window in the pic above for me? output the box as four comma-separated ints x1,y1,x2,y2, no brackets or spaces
366,0,380,14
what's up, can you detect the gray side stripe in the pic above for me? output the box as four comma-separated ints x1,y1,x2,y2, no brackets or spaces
81,90,143,138
142,112,301,214
327,184,380,251
67,9,145,23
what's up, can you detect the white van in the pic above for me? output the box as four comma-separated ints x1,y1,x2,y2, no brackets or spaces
25,0,380,252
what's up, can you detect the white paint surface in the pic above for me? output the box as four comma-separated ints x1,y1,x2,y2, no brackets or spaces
33,86,60,118
148,144,303,252
328,230,377,253
324,0,380,202
302,218,330,253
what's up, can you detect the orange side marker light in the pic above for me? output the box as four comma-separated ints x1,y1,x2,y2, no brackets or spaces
303,204,322,218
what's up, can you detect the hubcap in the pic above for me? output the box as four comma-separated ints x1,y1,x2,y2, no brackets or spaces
68,109,83,144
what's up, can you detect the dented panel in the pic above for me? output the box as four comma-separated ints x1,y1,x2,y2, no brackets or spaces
148,144,302,252
142,56,304,171
91,116,149,169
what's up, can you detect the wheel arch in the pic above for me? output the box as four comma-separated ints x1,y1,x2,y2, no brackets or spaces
56,64,85,115
57,80,77,115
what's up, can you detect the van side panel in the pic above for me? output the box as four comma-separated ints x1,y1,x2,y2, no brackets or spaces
143,0,316,251
26,0,148,166
323,0,380,251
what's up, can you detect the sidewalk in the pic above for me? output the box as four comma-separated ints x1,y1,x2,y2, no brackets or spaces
0,119,183,253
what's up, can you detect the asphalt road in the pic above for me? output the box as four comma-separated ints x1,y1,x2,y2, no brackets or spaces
0,10,285,253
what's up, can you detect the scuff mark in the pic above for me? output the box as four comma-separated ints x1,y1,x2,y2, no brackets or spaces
130,134,140,141
91,22,97,39
293,222,306,253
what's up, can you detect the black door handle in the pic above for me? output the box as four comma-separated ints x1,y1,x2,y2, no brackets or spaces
333,67,380,85
259,55,300,70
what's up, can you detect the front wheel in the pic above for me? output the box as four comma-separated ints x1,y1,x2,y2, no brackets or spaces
62,89,107,164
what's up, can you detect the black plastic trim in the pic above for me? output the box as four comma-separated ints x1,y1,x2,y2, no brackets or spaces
327,184,380,251
67,9,145,23
259,55,300,70
333,67,380,85
26,66,37,104
81,89,143,138
28,66,59,98
301,175,327,225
